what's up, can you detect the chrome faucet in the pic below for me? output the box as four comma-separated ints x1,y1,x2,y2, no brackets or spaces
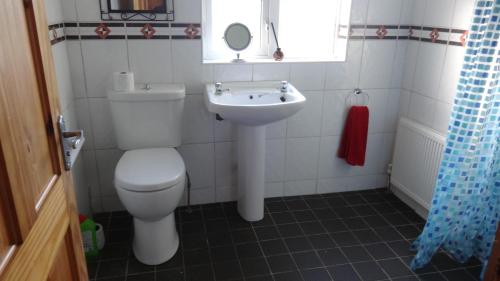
280,81,288,102
215,82,223,95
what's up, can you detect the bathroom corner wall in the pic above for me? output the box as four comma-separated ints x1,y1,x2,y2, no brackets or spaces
59,0,474,212
44,0,91,215
399,0,475,134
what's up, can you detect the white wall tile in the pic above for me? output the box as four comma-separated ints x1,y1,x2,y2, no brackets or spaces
351,0,370,24
82,149,100,199
265,182,284,198
432,101,452,134
216,186,236,203
266,120,287,139
399,90,411,118
423,0,456,27
366,0,403,24
402,41,419,91
214,64,253,82
359,41,396,89
179,143,215,189
400,0,415,25
95,149,124,196
325,41,363,90
81,40,129,98
75,0,102,21
284,180,317,196
72,156,90,215
66,41,87,98
366,89,389,134
384,90,401,133
285,137,320,181
286,91,324,137
265,139,286,182
413,43,446,99
44,0,63,24
61,0,77,21
437,45,465,104
75,99,95,150
172,40,206,94
410,0,427,26
128,40,173,84
391,41,408,88
214,120,237,142
174,0,202,22
101,195,125,212
408,93,436,127
88,98,116,149
215,142,237,188
52,42,74,109
290,63,326,91
321,91,350,136
452,0,475,29
182,95,214,143
253,63,290,82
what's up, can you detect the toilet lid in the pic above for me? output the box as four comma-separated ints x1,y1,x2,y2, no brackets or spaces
115,148,185,192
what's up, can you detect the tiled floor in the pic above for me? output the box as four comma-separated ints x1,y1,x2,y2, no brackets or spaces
88,189,481,281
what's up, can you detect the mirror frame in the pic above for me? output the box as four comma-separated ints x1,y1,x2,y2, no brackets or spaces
224,23,252,52
107,0,167,13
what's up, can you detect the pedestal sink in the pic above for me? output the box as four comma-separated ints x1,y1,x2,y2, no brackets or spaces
204,81,306,221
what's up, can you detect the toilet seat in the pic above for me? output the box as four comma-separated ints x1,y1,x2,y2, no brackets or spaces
115,148,185,192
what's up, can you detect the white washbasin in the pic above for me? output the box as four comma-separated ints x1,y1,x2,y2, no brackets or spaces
204,81,306,126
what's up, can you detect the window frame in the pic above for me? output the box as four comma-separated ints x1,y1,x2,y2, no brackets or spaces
202,0,351,63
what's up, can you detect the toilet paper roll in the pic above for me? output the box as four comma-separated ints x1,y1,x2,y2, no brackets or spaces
113,71,135,91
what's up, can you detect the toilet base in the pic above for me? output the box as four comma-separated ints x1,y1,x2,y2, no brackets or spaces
132,213,179,265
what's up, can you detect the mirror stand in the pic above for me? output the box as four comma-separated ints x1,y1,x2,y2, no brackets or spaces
232,53,245,63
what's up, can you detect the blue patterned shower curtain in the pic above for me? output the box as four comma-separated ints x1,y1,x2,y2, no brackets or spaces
410,0,500,275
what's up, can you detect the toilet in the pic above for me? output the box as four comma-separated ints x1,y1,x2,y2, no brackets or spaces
108,84,186,265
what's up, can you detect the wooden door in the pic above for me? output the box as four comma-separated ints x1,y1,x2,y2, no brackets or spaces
0,0,87,280
485,224,500,281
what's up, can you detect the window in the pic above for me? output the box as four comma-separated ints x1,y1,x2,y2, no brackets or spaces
202,0,351,63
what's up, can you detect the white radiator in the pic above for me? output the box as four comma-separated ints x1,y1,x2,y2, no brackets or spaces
391,118,446,215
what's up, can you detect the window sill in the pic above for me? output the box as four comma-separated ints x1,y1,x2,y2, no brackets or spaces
202,57,346,64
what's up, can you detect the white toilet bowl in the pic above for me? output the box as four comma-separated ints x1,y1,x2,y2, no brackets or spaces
114,148,185,265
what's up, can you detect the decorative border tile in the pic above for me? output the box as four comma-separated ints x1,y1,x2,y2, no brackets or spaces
48,23,65,45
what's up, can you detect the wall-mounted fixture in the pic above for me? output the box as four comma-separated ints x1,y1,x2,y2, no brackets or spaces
99,0,175,21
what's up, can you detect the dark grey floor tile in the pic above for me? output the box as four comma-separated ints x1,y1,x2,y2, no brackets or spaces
202,205,225,220
255,226,280,241
305,198,329,209
156,268,185,281
430,253,463,271
363,215,390,228
260,239,288,256
246,275,273,281
213,260,242,280
343,217,370,230
373,226,406,243
96,259,127,279
300,221,327,235
182,234,209,250
318,248,349,266
377,258,414,278
301,268,332,281
441,269,477,281
285,199,309,210
352,261,389,281
126,257,155,275
365,243,397,260
272,212,297,225
156,251,183,270
184,248,211,266
267,254,297,273
354,205,378,217
99,243,130,260
182,221,206,235
387,240,415,257
278,223,303,237
292,251,323,269
396,225,422,239
372,203,397,214
240,257,270,277
326,197,348,208
87,261,98,279
382,213,411,226
236,242,263,259
228,216,252,230
232,229,258,244
343,194,368,205
308,234,336,250
352,229,382,244
252,214,274,227
205,219,229,233
330,231,360,246
341,245,372,262
328,264,362,281
185,264,214,281
127,272,155,281
293,210,317,222
322,219,349,233
210,245,237,262
284,236,313,252
313,208,338,220
266,200,288,212
417,273,447,281
274,271,303,281
207,231,233,247
400,256,437,275
333,207,358,218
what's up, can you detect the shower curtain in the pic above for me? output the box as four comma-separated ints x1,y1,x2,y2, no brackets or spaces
410,0,500,275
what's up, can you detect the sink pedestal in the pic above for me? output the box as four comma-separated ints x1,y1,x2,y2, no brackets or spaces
237,125,266,221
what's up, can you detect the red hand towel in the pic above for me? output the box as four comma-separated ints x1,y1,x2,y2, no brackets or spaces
337,106,369,166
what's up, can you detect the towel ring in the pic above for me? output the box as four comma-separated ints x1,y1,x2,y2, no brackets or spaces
346,88,369,106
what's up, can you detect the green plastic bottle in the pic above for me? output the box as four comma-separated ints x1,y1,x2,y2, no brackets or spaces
79,214,99,258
